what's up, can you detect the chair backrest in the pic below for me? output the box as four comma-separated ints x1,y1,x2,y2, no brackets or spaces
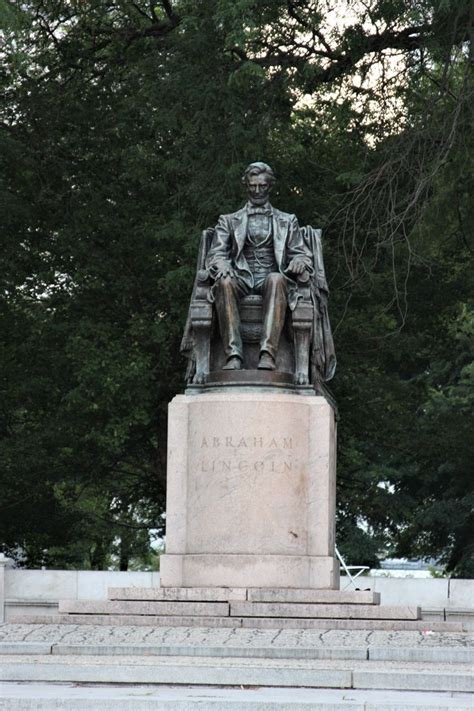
335,545,371,591
197,228,215,274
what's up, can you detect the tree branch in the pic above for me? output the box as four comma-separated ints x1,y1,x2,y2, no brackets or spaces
251,23,433,90
159,0,177,22
131,2,153,22
286,0,309,29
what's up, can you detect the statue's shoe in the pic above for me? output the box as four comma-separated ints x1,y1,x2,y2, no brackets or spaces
257,352,276,370
222,356,242,370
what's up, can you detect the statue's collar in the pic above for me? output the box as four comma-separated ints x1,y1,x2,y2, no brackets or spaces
245,201,272,216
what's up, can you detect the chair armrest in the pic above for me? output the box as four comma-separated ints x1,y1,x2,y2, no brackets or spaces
197,269,210,283
296,284,312,301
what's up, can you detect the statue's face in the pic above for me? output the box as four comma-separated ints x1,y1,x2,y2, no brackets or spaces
247,173,272,206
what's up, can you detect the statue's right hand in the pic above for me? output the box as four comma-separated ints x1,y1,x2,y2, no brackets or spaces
215,266,236,279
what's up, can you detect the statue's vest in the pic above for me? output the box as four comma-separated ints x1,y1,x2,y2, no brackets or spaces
243,213,278,285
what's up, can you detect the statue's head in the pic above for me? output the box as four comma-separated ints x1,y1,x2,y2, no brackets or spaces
242,162,275,206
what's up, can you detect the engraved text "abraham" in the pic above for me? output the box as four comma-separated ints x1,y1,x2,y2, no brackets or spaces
200,436,293,450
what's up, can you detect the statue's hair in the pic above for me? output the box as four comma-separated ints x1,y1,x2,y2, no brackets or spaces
241,162,276,186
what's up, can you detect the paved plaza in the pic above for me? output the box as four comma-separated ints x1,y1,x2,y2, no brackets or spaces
0,623,473,709
1,622,473,655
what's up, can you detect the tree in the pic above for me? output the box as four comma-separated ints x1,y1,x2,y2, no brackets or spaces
0,0,472,572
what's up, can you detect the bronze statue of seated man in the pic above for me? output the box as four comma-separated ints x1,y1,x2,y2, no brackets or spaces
205,162,312,371
181,161,336,391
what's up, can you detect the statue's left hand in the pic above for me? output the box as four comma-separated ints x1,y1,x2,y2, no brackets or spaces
287,258,307,276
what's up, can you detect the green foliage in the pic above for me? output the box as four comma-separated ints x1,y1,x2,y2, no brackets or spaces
0,0,472,573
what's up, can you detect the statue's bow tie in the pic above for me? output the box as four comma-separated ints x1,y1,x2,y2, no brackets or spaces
247,207,272,216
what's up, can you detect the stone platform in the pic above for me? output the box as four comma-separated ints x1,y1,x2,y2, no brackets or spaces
10,586,465,632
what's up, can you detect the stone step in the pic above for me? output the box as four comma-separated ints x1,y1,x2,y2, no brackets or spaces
230,601,421,620
9,613,465,631
1,654,473,692
247,587,381,605
108,586,381,605
58,600,229,616
2,641,473,664
59,598,410,620
109,586,247,602
2,683,473,710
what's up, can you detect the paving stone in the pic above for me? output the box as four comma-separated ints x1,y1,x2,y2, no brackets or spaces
1,623,472,648
2,631,472,664
51,643,368,660
0,643,52,655
368,646,474,664
365,630,474,647
353,669,474,693
239,617,462,631
9,614,465,631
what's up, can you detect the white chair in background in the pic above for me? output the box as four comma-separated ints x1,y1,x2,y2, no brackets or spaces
335,545,370,590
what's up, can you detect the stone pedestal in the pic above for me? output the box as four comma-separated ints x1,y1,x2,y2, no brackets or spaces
160,392,339,589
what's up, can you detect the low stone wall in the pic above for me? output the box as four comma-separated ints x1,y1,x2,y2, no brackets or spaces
0,559,158,623
0,556,472,628
359,577,473,628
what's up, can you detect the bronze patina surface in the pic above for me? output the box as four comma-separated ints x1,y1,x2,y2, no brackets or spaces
181,162,336,392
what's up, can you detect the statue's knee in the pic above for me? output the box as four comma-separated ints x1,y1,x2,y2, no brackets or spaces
216,276,237,294
266,272,285,287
